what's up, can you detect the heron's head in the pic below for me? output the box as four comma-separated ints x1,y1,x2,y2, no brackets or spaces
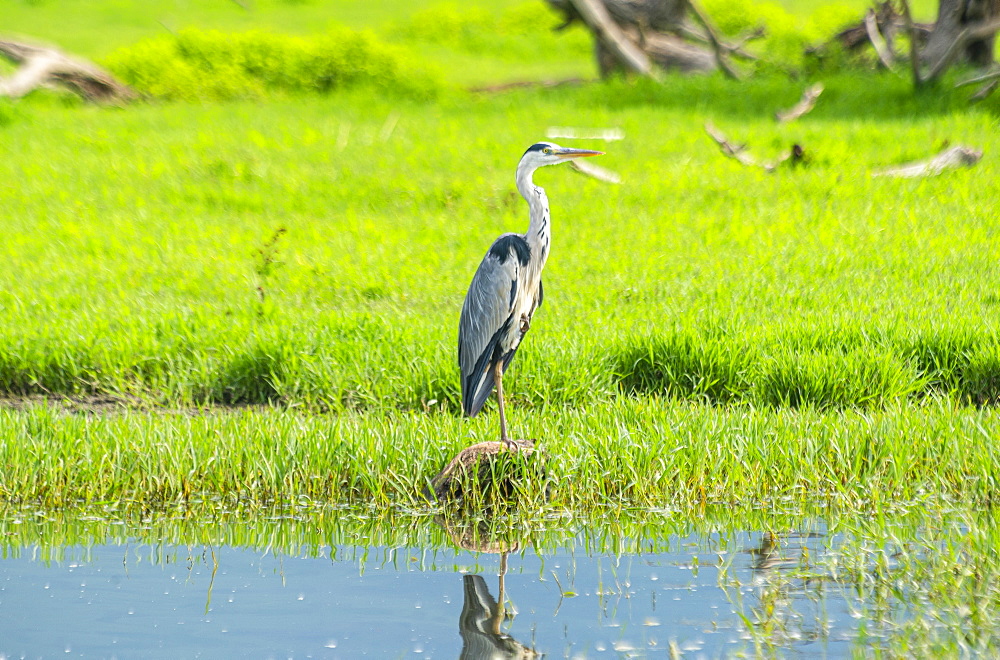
518,141,604,171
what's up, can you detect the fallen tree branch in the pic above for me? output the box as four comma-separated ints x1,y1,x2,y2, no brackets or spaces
570,159,621,183
873,145,983,177
775,83,824,123
0,39,135,103
469,77,589,93
971,79,999,101
704,122,756,167
956,68,1000,87
956,67,1000,101
704,122,803,172
686,0,740,80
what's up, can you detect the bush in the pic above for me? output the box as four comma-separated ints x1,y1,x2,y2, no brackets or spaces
700,0,859,72
102,27,445,101
390,2,590,59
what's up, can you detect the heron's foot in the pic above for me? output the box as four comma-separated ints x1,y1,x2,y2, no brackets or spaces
501,436,517,451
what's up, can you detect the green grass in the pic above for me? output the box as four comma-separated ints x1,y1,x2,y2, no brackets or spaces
3,2,999,655
0,1,999,513
2,398,999,509
2,0,536,57
0,75,997,413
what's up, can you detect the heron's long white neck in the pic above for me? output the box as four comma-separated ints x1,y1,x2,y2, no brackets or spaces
515,164,551,269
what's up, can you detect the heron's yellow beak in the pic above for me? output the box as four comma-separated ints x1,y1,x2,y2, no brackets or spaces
555,147,604,159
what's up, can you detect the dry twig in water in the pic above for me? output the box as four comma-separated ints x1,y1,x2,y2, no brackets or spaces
873,145,983,177
775,83,824,123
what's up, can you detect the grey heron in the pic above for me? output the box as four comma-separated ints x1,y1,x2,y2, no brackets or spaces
458,142,603,446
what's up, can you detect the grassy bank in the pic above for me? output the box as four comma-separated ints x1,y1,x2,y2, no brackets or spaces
1,398,998,509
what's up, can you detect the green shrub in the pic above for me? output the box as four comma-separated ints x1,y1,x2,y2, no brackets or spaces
701,0,859,72
390,2,590,59
102,27,444,101
0,100,21,128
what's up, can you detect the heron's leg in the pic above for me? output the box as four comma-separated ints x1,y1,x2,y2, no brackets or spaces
493,360,512,447
493,551,508,632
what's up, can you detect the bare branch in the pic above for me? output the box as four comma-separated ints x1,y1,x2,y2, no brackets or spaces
971,79,999,101
956,68,1000,87
686,0,740,80
705,122,757,167
955,67,1000,101
0,39,135,103
775,83,824,123
865,8,896,68
966,16,1000,42
677,24,764,61
873,145,983,178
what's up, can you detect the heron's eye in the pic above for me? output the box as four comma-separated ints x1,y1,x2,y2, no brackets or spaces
542,148,551,154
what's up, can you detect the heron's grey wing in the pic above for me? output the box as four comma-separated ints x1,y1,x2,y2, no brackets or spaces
458,234,527,417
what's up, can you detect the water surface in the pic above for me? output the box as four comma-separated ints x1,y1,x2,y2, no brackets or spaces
0,518,859,658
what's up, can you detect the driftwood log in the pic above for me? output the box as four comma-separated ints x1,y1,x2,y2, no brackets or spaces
873,145,983,177
0,39,135,103
427,439,545,504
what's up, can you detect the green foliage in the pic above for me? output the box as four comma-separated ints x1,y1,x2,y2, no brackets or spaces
0,100,22,128
391,2,590,58
702,0,860,71
102,27,445,101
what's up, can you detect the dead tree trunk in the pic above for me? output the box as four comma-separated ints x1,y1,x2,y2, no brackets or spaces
545,0,752,78
826,1,1000,92
922,0,1000,67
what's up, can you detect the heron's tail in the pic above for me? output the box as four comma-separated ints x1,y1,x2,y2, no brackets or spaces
462,350,516,417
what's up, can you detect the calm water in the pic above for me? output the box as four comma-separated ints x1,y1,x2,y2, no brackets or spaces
0,522,862,658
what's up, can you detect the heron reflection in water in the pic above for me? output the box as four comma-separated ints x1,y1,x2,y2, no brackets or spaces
460,552,539,660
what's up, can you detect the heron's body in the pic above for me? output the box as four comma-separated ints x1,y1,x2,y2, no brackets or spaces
458,142,602,444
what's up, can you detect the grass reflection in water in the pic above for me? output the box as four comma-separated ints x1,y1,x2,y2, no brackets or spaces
0,505,997,656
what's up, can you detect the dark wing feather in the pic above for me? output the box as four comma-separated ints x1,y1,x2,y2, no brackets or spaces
458,234,526,417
